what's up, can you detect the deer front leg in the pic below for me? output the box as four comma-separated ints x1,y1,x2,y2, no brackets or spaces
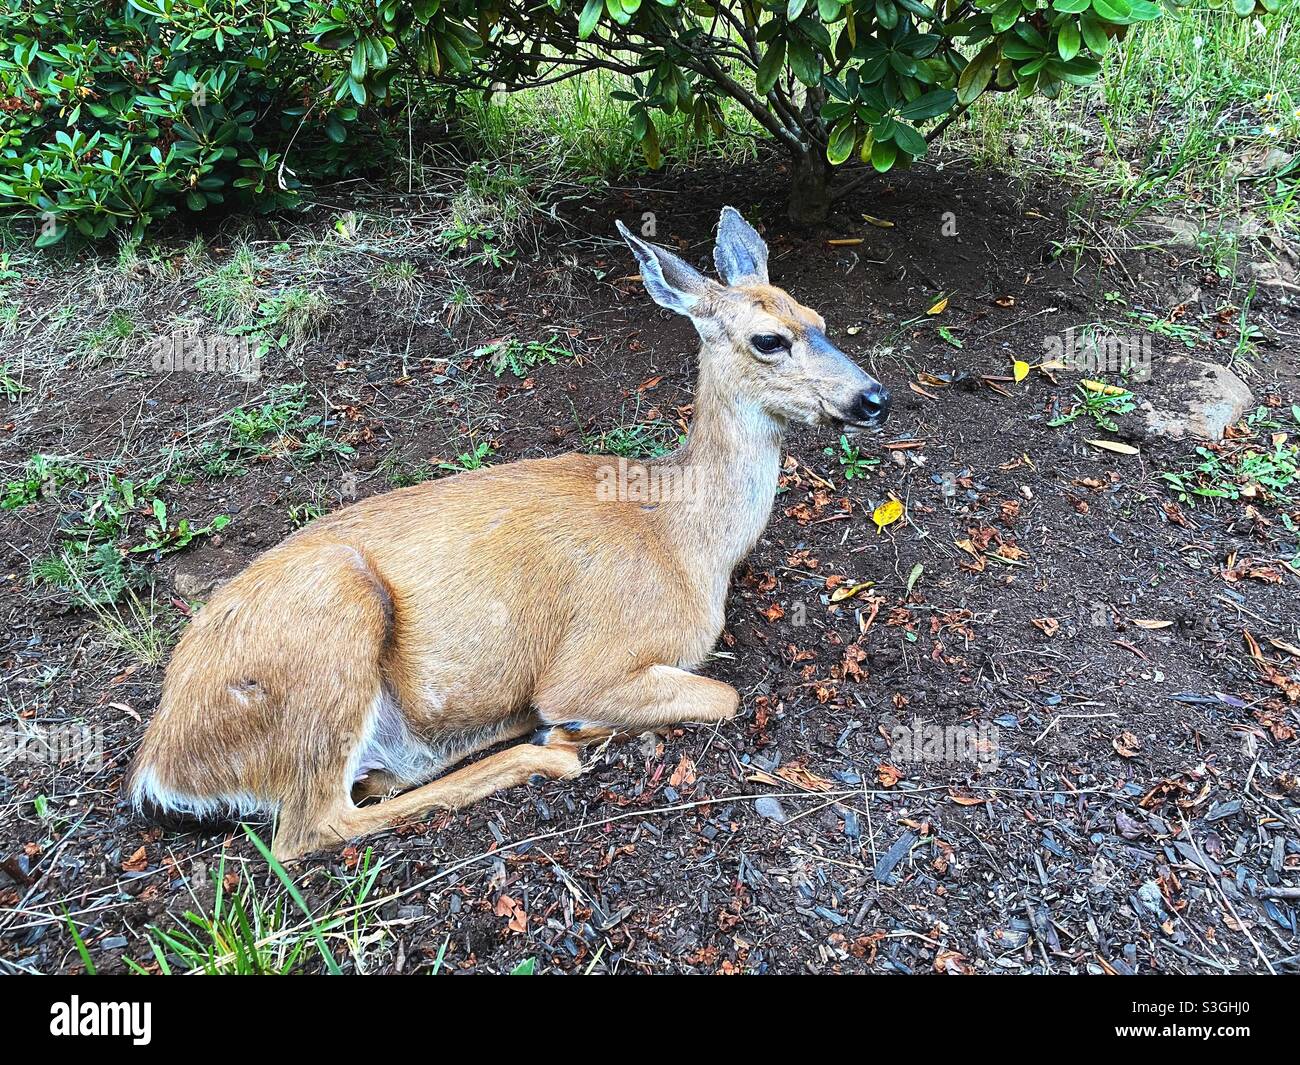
535,664,739,748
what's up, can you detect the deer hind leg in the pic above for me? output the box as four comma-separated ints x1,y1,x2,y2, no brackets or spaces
280,742,583,858
533,664,739,749
350,712,538,803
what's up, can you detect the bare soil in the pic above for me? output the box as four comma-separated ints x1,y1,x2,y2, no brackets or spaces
2,152,1298,974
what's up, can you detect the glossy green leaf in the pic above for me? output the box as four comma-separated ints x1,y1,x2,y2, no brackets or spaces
896,88,955,121
871,138,898,172
757,40,786,95
957,43,998,105
1090,0,1131,19
892,121,927,157
1057,22,1080,61
826,118,858,164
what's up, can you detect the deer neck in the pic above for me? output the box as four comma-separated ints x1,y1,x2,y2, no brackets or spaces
660,358,784,598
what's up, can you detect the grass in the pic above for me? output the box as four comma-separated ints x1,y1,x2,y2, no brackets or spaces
122,828,385,975
197,243,327,355
1126,309,1207,349
954,4,1300,235
437,439,495,473
370,258,418,299
0,362,28,398
5,383,355,610
590,421,680,459
454,74,759,186
6,450,236,603
75,310,137,363
1,453,89,509
32,545,148,611
81,583,172,667
201,243,261,323
217,383,355,467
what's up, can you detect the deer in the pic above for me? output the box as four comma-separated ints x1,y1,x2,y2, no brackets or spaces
128,207,891,860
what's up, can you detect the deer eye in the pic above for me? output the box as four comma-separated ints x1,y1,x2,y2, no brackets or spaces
751,333,790,355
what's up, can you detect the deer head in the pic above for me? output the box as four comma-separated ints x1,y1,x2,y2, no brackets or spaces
616,207,890,431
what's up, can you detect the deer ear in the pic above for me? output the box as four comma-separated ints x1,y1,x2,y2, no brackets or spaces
616,220,712,317
713,206,769,286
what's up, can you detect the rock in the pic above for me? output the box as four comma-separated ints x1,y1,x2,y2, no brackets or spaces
1127,357,1253,442
1249,257,1300,292
173,564,218,600
754,797,787,824
1137,880,1166,918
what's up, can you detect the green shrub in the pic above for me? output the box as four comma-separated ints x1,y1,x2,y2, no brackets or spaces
0,0,375,243
1,0,1275,240
470,0,1278,220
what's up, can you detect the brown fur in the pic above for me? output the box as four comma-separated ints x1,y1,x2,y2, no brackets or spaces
128,212,888,859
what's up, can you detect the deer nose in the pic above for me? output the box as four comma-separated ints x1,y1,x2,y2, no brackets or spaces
851,384,891,425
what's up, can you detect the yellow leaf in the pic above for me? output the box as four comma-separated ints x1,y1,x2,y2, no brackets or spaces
927,296,949,316
1081,379,1128,396
1012,359,1030,382
861,213,894,229
872,498,904,534
1086,439,1139,455
830,580,875,602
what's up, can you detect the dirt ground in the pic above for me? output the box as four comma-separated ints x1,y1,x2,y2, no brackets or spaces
1,150,1298,974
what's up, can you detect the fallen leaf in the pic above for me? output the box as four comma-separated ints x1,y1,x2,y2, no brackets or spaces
877,763,902,787
934,949,969,975
1031,617,1060,637
905,563,924,595
1012,359,1030,382
775,763,834,792
669,755,696,789
830,580,875,602
872,498,904,534
1086,439,1140,455
1132,619,1174,630
1081,379,1128,396
494,894,529,934
927,296,949,316
994,295,1015,308
122,846,148,873
1113,731,1142,758
948,791,991,806
861,213,894,228
828,237,864,246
